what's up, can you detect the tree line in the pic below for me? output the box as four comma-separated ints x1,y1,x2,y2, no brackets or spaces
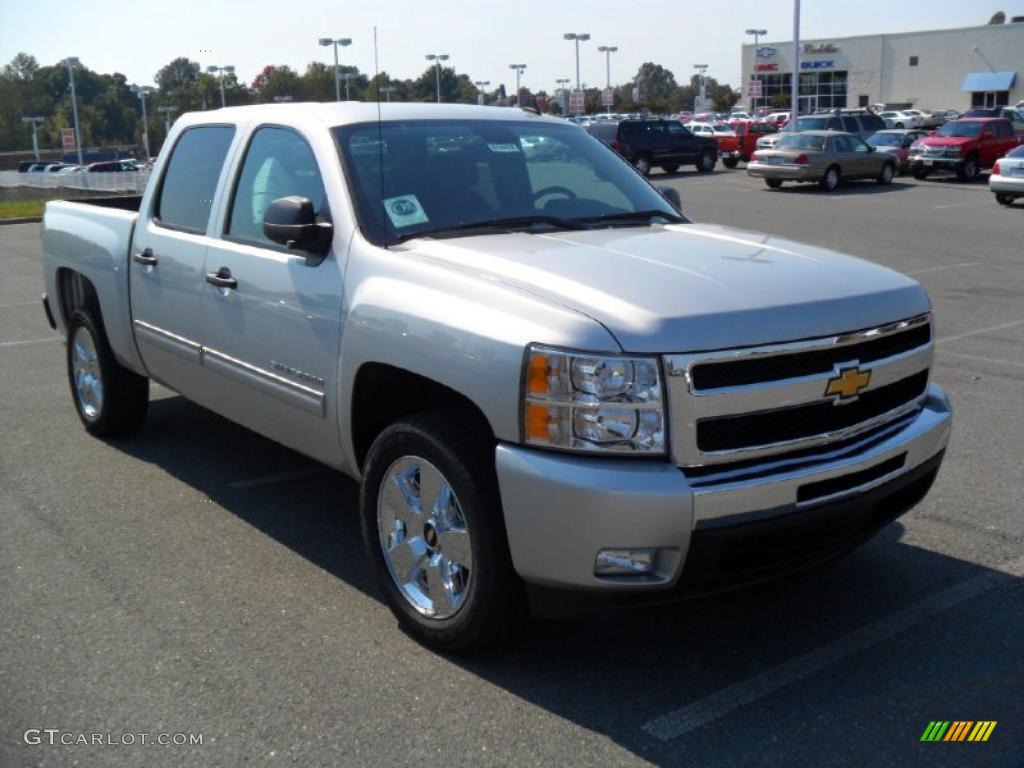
0,52,740,154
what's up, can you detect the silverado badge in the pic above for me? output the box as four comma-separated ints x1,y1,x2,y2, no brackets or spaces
825,366,871,403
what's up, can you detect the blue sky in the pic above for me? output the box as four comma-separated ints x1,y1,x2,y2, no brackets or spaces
2,0,1022,92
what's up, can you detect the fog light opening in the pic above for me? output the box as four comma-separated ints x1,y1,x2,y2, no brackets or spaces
595,548,657,577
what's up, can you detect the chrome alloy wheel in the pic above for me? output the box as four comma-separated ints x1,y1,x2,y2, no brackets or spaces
71,325,103,420
377,456,473,619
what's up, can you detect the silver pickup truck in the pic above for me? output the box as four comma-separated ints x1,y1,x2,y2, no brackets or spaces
41,103,951,650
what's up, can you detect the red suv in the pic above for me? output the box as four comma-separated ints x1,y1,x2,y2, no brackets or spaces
908,118,1023,181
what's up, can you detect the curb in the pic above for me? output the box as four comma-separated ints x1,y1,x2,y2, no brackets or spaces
0,216,43,225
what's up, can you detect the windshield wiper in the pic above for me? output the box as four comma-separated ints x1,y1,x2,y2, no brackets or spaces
395,214,587,242
573,209,686,225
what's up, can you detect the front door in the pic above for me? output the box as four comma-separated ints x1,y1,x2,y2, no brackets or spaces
198,125,345,466
129,125,236,399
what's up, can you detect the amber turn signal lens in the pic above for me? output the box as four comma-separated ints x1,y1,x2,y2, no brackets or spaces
527,352,549,395
524,403,550,440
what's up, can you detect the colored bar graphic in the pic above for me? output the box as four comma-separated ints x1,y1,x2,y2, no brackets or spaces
921,721,950,741
921,721,996,742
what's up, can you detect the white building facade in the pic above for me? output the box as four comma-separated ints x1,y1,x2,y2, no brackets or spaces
741,22,1024,113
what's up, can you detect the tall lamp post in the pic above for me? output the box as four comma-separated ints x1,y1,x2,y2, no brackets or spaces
21,116,45,161
206,64,235,108
379,85,398,102
791,0,801,118
508,64,526,104
60,57,84,166
131,85,154,161
318,37,352,101
597,45,617,88
562,33,590,91
425,54,450,103
157,105,178,136
745,28,767,110
474,80,490,106
339,72,359,101
556,77,570,112
694,63,709,112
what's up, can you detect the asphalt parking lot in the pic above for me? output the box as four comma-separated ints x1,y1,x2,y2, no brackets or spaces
2,168,1022,768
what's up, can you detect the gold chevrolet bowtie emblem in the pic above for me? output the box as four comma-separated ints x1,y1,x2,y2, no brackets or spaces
825,366,871,401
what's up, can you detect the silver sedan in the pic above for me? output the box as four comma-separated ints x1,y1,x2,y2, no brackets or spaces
990,144,1024,206
747,131,897,191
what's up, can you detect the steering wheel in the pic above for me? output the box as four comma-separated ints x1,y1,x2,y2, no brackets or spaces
533,186,578,202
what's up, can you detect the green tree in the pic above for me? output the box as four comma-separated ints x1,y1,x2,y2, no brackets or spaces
251,65,300,102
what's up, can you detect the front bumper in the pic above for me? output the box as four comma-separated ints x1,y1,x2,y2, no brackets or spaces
496,383,951,594
909,155,964,173
746,161,818,181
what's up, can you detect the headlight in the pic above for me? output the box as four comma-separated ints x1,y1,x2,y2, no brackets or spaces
522,345,665,454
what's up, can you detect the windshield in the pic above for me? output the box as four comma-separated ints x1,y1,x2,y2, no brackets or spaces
867,133,902,147
1008,145,1024,158
335,120,682,245
777,134,826,151
937,121,983,138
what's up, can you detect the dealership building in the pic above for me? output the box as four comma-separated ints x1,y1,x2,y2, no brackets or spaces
740,21,1024,112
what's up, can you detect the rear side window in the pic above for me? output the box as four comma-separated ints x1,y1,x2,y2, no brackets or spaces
862,114,885,131
841,116,860,132
155,126,235,233
227,127,326,245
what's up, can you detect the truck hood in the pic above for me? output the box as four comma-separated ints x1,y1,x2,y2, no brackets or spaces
397,223,930,353
920,136,972,148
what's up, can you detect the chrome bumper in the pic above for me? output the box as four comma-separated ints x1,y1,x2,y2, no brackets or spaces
495,384,950,591
746,162,816,180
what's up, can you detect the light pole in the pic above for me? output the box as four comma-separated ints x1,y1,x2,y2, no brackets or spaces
508,64,526,104
21,116,45,161
556,77,570,112
60,57,84,166
131,85,155,161
380,86,398,102
318,37,352,101
694,64,709,112
425,54,450,103
745,28,767,110
157,105,178,136
597,45,617,88
562,33,590,91
474,80,490,106
791,0,801,118
206,65,235,108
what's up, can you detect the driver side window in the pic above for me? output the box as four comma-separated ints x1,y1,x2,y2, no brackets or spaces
849,136,871,153
227,126,327,245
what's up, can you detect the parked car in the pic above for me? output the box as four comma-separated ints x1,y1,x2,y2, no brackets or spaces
877,110,923,129
41,102,951,651
87,160,140,173
866,129,929,174
586,118,718,175
728,119,777,164
17,160,45,172
990,144,1024,205
56,165,86,175
756,112,887,151
747,130,897,191
908,118,1023,181
915,110,948,129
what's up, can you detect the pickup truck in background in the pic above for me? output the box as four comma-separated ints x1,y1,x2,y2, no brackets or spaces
42,103,951,650
908,117,1023,181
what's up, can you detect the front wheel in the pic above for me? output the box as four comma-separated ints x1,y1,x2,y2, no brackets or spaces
722,157,739,169
66,309,148,436
359,412,523,651
876,162,895,185
820,166,841,191
696,148,716,173
632,153,652,176
765,178,783,189
957,156,979,182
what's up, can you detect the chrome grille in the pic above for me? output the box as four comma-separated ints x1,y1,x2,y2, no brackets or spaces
664,314,933,467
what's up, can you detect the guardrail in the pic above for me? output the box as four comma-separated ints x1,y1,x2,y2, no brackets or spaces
0,170,151,194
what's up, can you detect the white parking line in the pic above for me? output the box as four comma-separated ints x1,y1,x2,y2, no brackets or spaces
904,261,980,276
938,349,1024,370
640,554,1024,742
0,336,59,347
228,467,328,489
936,319,1024,345
0,299,42,308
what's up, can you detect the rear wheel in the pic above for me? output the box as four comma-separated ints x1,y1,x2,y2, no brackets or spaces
995,192,1015,206
894,122,904,129
359,411,523,651
722,157,739,169
696,147,716,173
876,162,895,185
66,309,148,436
912,167,930,180
661,163,680,174
765,178,783,189
957,155,979,182
633,153,652,176
820,165,841,191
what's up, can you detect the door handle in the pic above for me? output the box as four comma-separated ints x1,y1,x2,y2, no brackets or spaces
133,248,158,266
205,267,238,290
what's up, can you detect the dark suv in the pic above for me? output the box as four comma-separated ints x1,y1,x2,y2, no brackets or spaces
586,119,718,175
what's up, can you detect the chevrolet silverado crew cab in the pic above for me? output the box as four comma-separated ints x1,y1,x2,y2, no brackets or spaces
42,103,951,650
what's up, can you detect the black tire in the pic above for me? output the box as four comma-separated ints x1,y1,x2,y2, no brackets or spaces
995,193,1015,206
765,178,783,189
359,411,523,652
957,155,979,182
820,165,841,191
722,157,739,169
661,163,680,174
894,122,904,129
696,147,716,173
66,309,148,436
876,162,895,185
632,153,652,176
912,167,930,180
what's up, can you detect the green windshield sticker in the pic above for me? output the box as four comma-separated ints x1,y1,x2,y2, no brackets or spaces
488,143,521,153
383,195,429,228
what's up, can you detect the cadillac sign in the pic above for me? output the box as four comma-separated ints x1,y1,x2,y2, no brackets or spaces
804,42,839,54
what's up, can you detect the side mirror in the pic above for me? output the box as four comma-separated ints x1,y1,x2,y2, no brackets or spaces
867,145,876,152
263,196,332,255
657,186,682,211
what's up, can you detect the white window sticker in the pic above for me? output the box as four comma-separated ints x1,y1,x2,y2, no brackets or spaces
383,195,429,228
488,143,521,153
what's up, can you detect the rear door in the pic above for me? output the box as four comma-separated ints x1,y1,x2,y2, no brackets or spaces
197,124,345,465
846,134,877,177
129,124,236,398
